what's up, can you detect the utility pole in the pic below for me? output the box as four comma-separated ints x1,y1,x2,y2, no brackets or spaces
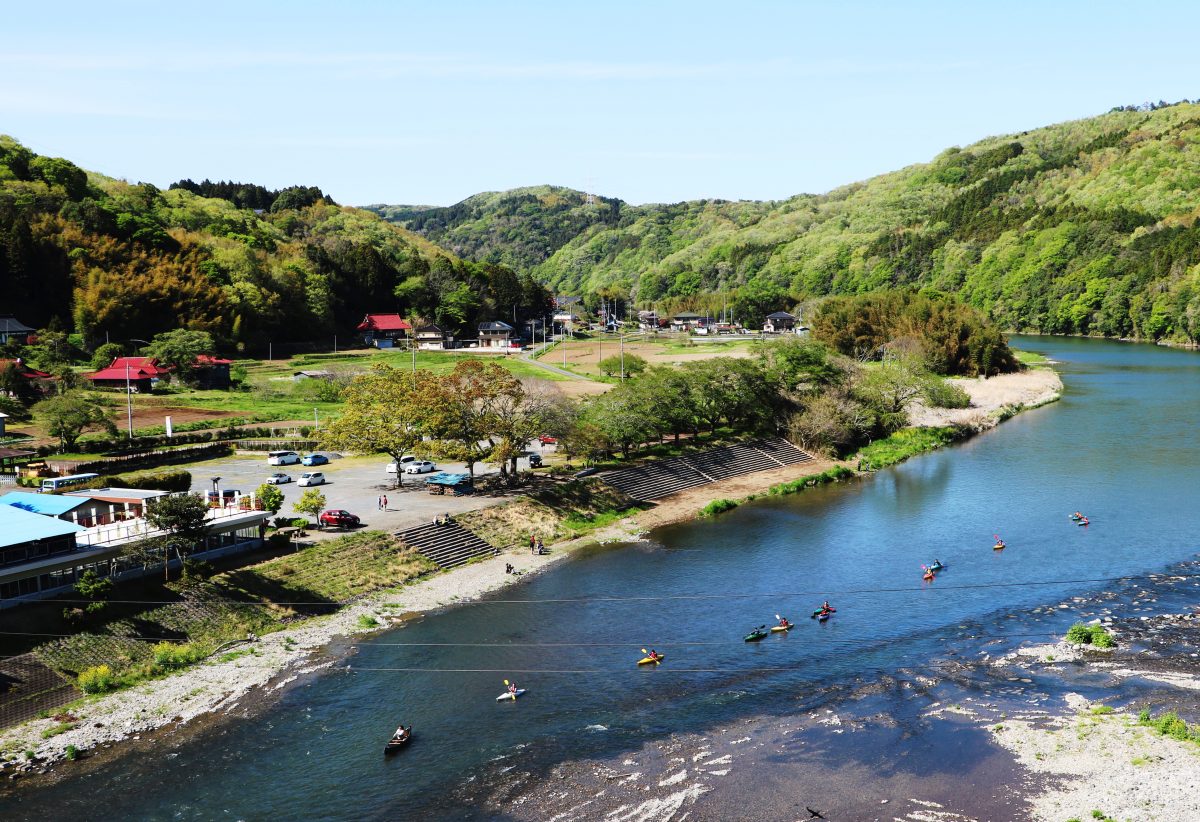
620,333,625,380
125,361,133,439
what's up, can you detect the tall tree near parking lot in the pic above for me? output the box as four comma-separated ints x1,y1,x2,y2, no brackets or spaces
134,493,211,581
319,364,431,487
421,359,515,483
489,378,577,478
293,488,327,526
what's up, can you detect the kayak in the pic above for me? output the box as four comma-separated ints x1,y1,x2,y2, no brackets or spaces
496,689,526,701
922,572,935,581
637,654,665,665
993,543,1006,550
744,629,769,642
816,611,831,622
384,734,411,755
771,624,791,632
928,562,945,572
810,607,836,619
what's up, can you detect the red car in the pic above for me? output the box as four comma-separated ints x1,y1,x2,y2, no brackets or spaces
319,509,361,528
538,435,558,444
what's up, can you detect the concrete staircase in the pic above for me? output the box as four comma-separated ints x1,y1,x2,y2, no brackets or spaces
395,522,496,569
599,437,814,502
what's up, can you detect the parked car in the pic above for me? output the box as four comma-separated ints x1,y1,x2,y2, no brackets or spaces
301,453,329,466
298,471,326,486
385,456,417,473
403,460,437,474
267,450,300,466
319,509,361,528
538,435,558,445
528,453,543,468
266,472,292,484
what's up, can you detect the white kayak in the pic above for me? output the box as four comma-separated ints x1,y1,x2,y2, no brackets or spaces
496,689,526,701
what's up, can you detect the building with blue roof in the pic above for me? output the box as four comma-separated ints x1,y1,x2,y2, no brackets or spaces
0,505,84,600
1,491,90,520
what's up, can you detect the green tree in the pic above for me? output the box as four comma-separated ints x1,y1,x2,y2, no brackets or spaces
293,488,327,526
90,342,125,370
65,568,113,623
320,365,431,486
422,360,515,481
145,329,216,381
256,483,285,514
34,392,117,451
598,354,647,378
140,493,211,581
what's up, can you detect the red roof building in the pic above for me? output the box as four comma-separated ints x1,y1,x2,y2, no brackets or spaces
86,357,170,393
0,358,54,381
357,313,412,348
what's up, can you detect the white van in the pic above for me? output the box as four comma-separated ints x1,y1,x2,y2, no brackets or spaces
268,451,301,466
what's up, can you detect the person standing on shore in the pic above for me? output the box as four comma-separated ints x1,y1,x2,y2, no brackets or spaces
382,494,388,511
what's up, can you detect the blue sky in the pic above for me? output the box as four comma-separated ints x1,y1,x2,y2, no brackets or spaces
4,1,1198,206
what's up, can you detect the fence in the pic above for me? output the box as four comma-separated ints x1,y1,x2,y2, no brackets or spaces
65,443,233,475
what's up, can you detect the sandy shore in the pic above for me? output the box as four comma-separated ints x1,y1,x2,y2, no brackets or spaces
908,367,1063,428
0,365,1063,776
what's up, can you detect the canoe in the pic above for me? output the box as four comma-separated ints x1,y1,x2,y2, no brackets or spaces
637,654,665,665
496,688,527,701
771,624,791,633
744,630,769,642
384,734,411,754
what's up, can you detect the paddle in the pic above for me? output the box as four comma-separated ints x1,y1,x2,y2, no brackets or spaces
640,647,661,662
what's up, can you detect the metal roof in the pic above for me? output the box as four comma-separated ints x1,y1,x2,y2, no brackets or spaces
0,504,84,548
0,491,88,517
62,488,169,501
0,315,34,334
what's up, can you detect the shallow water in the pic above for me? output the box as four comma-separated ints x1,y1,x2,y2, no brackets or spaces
4,336,1200,820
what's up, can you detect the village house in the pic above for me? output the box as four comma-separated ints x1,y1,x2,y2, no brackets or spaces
357,313,412,348
0,315,35,346
86,356,171,393
415,323,453,350
0,358,57,394
670,311,704,332
193,354,233,389
763,311,799,334
477,320,514,348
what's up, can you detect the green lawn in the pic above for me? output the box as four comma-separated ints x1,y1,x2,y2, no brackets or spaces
1013,349,1051,367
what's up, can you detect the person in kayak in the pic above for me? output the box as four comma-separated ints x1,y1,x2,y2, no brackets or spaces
778,616,790,629
392,725,410,742
647,649,661,662
507,681,519,697
821,600,832,613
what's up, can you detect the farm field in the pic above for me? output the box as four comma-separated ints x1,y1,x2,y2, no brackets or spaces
536,334,758,378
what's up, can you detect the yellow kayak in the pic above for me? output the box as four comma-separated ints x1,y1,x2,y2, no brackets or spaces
637,654,665,665
771,624,791,632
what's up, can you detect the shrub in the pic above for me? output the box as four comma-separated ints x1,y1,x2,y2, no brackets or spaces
1066,623,1115,647
700,499,738,517
356,614,380,629
77,664,115,694
151,641,207,672
924,380,971,409
65,744,78,761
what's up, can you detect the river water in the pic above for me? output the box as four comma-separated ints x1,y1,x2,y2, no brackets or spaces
5,336,1200,820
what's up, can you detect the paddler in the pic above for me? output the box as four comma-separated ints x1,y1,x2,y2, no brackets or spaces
778,616,790,629
507,681,519,697
392,725,410,742
647,649,661,662
821,600,832,614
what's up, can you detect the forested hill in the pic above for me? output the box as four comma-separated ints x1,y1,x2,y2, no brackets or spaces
371,103,1200,342
0,136,550,350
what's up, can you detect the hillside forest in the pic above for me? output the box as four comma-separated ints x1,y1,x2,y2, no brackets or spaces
370,101,1200,343
0,136,551,352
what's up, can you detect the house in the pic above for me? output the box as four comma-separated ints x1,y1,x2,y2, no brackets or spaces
0,315,35,345
478,321,514,349
552,311,580,332
357,314,412,348
63,488,171,525
415,323,453,350
0,358,56,394
763,311,798,334
670,311,704,332
86,357,171,393
2,491,93,523
194,354,233,389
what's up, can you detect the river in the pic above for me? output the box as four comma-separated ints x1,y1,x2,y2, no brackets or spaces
5,335,1200,820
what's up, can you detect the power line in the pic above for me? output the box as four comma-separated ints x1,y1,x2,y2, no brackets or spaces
9,569,1196,609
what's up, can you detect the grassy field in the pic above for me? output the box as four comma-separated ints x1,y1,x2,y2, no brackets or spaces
534,334,757,378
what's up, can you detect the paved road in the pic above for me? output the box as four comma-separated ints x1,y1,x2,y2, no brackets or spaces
188,453,513,535
518,349,590,380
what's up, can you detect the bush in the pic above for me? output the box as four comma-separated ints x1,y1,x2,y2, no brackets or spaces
356,614,380,629
700,498,738,517
1066,622,1115,647
77,664,115,694
151,641,208,672
65,744,78,761
924,380,971,409
769,465,855,496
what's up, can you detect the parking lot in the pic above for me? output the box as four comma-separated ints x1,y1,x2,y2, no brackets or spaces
188,449,547,535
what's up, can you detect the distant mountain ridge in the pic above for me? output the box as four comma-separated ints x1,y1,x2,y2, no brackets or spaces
368,103,1200,342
